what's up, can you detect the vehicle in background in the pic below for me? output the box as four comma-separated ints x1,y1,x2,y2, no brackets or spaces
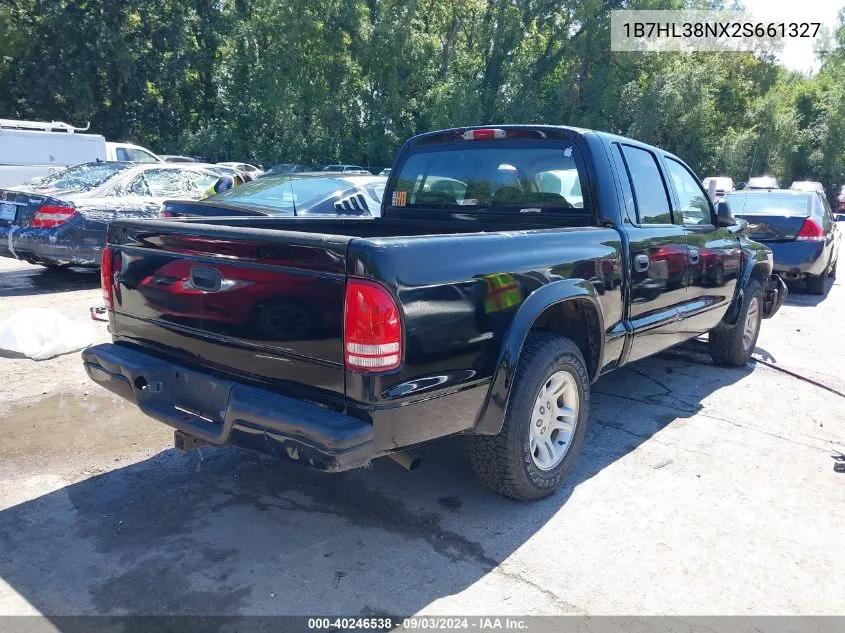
746,176,779,190
702,176,735,197
790,180,825,194
0,162,219,267
0,120,162,189
321,164,372,175
0,119,105,187
262,163,316,176
378,168,391,176
105,142,160,163
161,155,198,163
838,185,845,213
84,125,787,502
163,174,387,219
217,162,263,179
726,189,841,294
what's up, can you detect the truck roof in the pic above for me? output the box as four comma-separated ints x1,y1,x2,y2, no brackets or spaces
404,125,687,166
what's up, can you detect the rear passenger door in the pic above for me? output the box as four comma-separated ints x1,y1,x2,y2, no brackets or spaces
662,157,740,336
612,143,690,362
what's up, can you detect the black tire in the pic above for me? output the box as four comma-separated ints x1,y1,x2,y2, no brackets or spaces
807,272,825,295
468,333,591,501
709,279,763,367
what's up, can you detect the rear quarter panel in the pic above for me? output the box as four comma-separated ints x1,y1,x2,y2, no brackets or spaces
346,228,623,448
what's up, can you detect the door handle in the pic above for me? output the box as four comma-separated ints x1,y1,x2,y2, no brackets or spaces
633,253,649,272
688,248,700,264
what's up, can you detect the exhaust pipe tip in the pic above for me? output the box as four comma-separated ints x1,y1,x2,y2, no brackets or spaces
388,450,422,471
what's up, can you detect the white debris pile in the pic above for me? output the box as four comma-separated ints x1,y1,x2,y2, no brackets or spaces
0,308,95,360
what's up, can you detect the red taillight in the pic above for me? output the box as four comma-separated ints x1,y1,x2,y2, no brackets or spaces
30,204,77,228
462,128,506,141
344,279,402,372
796,217,824,241
101,246,120,309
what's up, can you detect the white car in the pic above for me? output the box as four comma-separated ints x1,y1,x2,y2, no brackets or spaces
702,176,735,196
790,180,825,194
217,162,263,178
0,119,160,188
746,176,779,189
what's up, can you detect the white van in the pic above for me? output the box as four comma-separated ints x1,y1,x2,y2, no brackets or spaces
0,119,160,187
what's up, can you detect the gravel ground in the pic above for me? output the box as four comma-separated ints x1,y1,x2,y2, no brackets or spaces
0,256,843,619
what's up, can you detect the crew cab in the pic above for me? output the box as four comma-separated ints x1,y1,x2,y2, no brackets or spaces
82,125,787,501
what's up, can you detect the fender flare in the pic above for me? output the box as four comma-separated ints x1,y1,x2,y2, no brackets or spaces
722,246,772,327
472,279,604,436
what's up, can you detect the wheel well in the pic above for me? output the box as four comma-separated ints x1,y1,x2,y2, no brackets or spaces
750,261,770,284
529,298,601,381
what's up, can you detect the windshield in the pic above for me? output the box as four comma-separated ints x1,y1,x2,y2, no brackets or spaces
726,192,811,216
389,143,587,212
26,162,131,192
209,175,351,214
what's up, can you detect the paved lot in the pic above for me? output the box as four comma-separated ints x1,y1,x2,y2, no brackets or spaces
0,256,843,617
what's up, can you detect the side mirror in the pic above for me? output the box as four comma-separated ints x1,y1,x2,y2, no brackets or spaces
715,200,735,227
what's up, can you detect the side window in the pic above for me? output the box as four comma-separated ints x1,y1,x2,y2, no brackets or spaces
665,158,713,226
142,169,194,197
116,148,131,162
128,175,150,196
190,171,219,192
620,145,673,225
611,144,635,223
129,149,158,164
818,194,832,221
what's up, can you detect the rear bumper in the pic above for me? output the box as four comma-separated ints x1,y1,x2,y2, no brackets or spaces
82,343,377,471
763,274,787,319
766,240,828,277
0,224,101,266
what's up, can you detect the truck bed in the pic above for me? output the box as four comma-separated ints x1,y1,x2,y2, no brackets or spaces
106,215,622,425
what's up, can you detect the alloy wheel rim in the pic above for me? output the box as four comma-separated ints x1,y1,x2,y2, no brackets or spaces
742,296,760,350
529,371,579,471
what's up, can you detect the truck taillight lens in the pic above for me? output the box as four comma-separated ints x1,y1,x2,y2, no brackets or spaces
30,204,77,228
796,217,824,241
344,278,402,372
101,246,120,309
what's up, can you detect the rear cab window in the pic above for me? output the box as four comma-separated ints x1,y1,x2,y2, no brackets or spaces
386,133,591,218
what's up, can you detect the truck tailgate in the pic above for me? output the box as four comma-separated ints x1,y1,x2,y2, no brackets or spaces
108,220,352,402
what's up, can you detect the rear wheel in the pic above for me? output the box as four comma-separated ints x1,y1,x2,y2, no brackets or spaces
709,279,762,367
468,333,590,501
807,272,826,295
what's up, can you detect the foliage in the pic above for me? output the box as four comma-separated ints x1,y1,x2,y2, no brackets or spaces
1,0,844,187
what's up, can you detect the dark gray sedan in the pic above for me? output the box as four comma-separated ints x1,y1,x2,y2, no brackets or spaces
726,189,842,294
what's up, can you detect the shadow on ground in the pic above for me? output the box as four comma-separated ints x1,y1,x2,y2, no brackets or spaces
783,276,835,307
0,266,99,298
0,342,755,624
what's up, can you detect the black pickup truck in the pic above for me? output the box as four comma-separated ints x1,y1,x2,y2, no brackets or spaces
82,125,787,500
